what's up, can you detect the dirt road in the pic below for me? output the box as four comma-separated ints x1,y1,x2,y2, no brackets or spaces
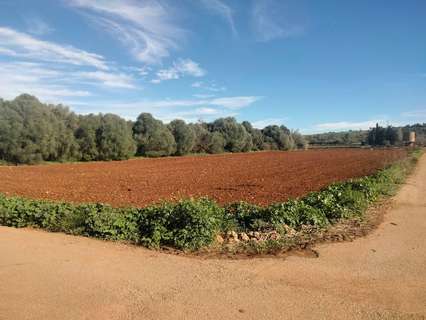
0,155,425,320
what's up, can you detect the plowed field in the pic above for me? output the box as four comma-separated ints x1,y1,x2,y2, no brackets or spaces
0,149,406,207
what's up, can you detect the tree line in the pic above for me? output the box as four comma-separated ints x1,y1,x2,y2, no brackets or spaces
306,130,368,146
0,94,307,164
367,124,403,146
306,123,426,147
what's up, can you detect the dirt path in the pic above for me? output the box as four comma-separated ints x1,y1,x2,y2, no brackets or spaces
1,155,425,320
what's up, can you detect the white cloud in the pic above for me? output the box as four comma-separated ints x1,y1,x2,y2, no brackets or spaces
0,26,108,70
402,109,426,119
151,58,206,83
0,47,17,55
0,59,139,102
175,59,205,77
0,26,142,101
111,96,259,109
199,0,237,36
156,106,224,122
192,93,216,98
24,17,54,36
252,118,289,129
77,71,136,89
252,0,305,42
210,96,261,109
194,107,219,115
313,120,386,132
191,81,226,92
0,62,90,101
138,65,151,76
68,0,184,64
66,95,260,121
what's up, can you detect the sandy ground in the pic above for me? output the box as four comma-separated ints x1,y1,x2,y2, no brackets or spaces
0,155,425,320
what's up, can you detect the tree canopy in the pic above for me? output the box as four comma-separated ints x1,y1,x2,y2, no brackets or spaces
0,94,309,164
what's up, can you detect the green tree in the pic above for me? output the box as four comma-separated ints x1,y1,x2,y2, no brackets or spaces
291,130,308,149
133,113,176,157
242,121,264,150
96,114,136,160
210,117,252,152
190,123,225,154
0,94,79,164
208,131,226,154
75,114,101,161
168,119,195,155
262,125,295,150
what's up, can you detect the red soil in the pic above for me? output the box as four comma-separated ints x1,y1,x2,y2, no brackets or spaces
0,149,407,207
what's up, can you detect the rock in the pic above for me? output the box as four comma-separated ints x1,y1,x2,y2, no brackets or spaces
215,234,224,244
283,225,297,236
269,231,281,240
239,232,250,242
226,230,239,243
253,231,261,240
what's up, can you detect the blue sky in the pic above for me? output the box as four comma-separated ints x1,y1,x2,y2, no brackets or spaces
0,0,425,133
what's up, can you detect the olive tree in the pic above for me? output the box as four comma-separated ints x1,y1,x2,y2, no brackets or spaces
210,117,252,152
168,119,195,155
133,113,176,157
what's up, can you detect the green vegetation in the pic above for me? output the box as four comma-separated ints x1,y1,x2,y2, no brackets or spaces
306,123,426,147
0,149,421,252
306,130,368,147
367,124,403,146
133,113,176,157
168,119,196,156
402,123,426,145
0,94,307,164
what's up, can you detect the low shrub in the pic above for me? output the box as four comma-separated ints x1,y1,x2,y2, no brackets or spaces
224,202,264,231
0,196,224,251
0,149,422,252
164,199,224,250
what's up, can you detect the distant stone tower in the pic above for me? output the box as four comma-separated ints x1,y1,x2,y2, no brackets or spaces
409,131,416,147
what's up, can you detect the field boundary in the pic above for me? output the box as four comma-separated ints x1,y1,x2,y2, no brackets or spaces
0,149,422,254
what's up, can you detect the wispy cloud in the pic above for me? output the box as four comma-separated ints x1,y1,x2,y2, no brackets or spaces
121,96,260,109
0,62,90,101
68,0,184,64
252,0,305,42
0,26,108,70
210,96,261,110
67,95,260,121
158,107,229,123
192,81,226,92
24,16,54,36
312,120,387,133
194,107,219,115
0,26,143,101
199,0,237,36
402,109,426,119
252,118,289,129
0,61,140,102
76,71,136,89
151,58,206,83
192,93,216,99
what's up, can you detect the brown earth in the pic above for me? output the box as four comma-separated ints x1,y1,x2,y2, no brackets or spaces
0,153,425,319
0,149,406,207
